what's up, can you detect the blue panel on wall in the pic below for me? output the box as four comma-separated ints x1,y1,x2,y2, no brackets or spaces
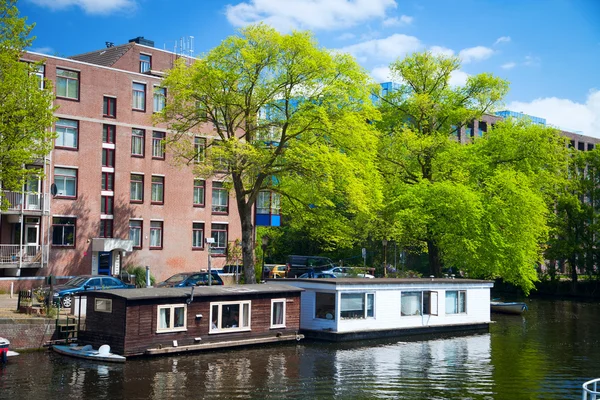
256,214,270,226
271,215,281,227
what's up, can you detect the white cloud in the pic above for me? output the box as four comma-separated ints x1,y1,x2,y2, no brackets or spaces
225,0,397,32
458,46,494,64
449,70,469,86
494,36,511,45
30,46,54,55
337,32,356,41
507,90,600,138
339,33,422,63
501,62,516,70
28,0,135,14
524,55,541,67
382,15,413,27
371,66,393,82
429,46,454,57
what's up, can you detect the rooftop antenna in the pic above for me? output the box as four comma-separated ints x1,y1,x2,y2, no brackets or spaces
105,42,114,48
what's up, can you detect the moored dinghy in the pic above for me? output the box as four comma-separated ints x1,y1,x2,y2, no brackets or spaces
490,301,528,315
52,343,126,363
0,337,19,363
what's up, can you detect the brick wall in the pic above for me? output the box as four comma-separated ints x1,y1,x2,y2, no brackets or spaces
0,318,58,350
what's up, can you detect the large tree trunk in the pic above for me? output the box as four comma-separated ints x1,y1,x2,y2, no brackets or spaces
427,238,442,277
238,200,256,284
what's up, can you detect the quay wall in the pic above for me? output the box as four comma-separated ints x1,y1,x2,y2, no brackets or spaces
0,318,58,350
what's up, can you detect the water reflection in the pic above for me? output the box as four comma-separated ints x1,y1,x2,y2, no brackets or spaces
1,298,599,399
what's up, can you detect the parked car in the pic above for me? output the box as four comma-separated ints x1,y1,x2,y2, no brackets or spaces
285,255,336,278
321,267,375,279
222,265,243,274
51,275,135,308
298,272,337,278
156,272,223,288
268,265,289,279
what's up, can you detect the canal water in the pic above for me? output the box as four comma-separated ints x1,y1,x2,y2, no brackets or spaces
1,298,598,399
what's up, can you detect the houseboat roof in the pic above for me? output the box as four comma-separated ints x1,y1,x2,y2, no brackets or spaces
85,284,303,301
268,278,493,286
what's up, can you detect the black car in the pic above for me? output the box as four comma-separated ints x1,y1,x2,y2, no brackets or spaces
156,272,223,288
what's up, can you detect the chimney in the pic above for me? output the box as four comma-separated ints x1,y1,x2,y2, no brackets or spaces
129,36,155,48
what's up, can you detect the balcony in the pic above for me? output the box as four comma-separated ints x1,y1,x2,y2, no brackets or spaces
1,191,48,213
0,244,46,268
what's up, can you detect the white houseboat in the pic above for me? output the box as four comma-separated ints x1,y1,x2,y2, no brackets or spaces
268,278,494,341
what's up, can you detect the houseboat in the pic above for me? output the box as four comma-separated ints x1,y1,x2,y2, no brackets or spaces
77,284,303,357
268,278,494,341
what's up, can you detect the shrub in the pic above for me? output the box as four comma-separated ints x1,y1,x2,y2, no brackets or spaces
126,266,156,287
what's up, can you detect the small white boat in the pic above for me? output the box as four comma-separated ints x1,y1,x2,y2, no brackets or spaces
490,301,528,315
0,337,19,363
52,344,126,363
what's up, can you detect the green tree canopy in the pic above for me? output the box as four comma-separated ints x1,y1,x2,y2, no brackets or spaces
159,24,381,283
0,0,56,208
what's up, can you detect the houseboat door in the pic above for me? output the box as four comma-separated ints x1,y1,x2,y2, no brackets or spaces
98,252,112,275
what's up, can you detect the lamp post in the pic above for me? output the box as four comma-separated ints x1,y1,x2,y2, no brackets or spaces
206,237,215,286
260,235,269,282
382,239,388,277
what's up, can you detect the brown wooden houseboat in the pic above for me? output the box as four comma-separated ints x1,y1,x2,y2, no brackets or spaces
77,284,303,357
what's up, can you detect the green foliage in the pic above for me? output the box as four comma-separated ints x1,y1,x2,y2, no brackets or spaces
0,0,56,209
159,24,381,282
126,266,156,287
376,52,567,294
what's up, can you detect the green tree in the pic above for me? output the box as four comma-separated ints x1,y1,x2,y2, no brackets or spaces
0,0,56,208
377,52,567,293
159,24,381,283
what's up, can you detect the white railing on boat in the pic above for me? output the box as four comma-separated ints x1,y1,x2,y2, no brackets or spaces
583,378,600,400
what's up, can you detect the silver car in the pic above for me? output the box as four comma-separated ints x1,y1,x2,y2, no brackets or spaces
321,267,374,278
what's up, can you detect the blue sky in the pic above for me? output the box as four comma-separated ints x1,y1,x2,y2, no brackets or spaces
20,0,600,137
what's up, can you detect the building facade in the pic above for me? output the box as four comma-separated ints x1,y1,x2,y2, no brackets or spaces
0,38,243,286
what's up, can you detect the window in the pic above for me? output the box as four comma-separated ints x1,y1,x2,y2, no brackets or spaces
192,222,204,248
445,291,466,314
129,220,142,249
103,124,115,144
209,301,251,333
152,131,165,159
401,291,438,316
157,304,187,333
210,223,227,255
94,298,112,313
340,293,374,319
151,176,164,204
140,54,151,73
150,221,163,249
34,65,45,89
101,172,114,191
54,167,77,198
52,217,75,246
257,190,281,215
271,299,286,328
153,87,166,112
130,174,144,202
102,148,115,167
194,137,206,163
315,292,335,320
132,82,146,111
56,68,79,100
212,182,228,213
131,128,145,157
99,219,113,238
193,179,205,206
101,196,113,215
55,119,78,149
103,96,116,117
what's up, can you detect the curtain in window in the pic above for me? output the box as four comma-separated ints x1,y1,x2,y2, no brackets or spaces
340,293,365,319
159,308,170,329
367,294,374,317
272,302,284,325
174,307,185,328
401,292,422,316
445,291,458,314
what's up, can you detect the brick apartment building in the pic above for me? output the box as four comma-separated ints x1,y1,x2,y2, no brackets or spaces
0,37,244,287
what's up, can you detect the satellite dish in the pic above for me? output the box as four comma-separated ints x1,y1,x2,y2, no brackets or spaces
50,183,57,196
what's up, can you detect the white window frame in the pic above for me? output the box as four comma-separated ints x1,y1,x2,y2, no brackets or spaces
270,298,286,328
340,292,375,320
54,167,77,197
131,128,145,156
445,290,467,315
209,300,251,334
56,68,79,100
192,222,204,248
156,304,187,333
132,82,146,110
55,118,78,149
94,298,112,313
152,131,165,158
129,219,142,248
153,86,166,112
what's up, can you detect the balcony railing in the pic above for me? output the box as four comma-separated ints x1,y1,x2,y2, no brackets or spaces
2,191,47,212
0,244,43,265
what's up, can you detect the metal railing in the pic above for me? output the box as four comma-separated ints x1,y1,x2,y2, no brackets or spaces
583,378,600,400
0,244,42,264
2,191,46,211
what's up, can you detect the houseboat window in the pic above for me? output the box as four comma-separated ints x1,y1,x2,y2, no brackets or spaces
340,293,375,319
94,298,112,313
157,304,187,333
401,292,422,316
445,290,466,314
271,299,286,328
315,292,335,319
423,291,439,316
210,301,251,333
